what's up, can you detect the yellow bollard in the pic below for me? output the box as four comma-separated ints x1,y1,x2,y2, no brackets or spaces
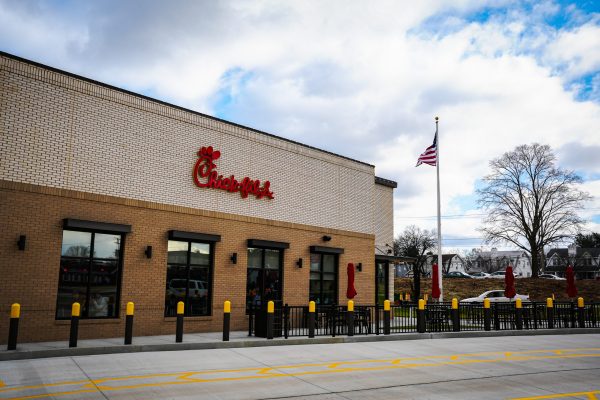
177,301,184,315
384,300,391,311
577,297,584,308
125,302,134,345
10,303,20,319
267,300,274,314
484,298,490,309
309,300,316,313
451,298,460,331
418,299,425,310
224,300,231,313
176,301,185,343
308,301,316,338
515,298,522,309
69,302,80,348
71,302,81,317
126,302,135,316
347,300,354,312
546,298,553,308
223,301,231,342
266,301,275,339
452,298,458,309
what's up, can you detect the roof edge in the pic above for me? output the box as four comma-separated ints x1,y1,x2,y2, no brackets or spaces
375,176,397,188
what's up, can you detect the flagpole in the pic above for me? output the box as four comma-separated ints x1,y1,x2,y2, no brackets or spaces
435,116,443,302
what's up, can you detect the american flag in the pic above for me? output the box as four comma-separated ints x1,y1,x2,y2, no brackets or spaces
416,133,437,167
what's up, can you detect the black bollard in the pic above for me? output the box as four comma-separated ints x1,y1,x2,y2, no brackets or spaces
484,299,491,331
383,300,391,335
308,301,315,338
124,302,134,345
347,301,354,337
7,303,20,350
223,301,231,342
266,301,274,340
69,302,80,348
176,301,184,343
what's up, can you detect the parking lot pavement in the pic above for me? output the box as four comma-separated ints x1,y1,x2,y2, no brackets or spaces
0,334,599,399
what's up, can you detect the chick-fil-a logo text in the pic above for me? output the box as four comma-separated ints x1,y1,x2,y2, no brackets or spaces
193,146,274,200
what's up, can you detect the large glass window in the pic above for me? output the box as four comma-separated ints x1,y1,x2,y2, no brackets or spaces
56,230,123,319
165,240,213,317
246,248,282,311
309,253,338,305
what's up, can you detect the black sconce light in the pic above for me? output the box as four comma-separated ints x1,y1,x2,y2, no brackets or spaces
385,243,393,254
144,245,153,259
296,258,303,268
230,253,238,264
17,235,26,251
356,263,362,272
322,235,332,242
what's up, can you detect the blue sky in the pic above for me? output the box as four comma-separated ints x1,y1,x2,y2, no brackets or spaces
1,0,599,253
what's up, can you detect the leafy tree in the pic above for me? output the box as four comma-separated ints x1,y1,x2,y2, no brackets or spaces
393,225,436,300
574,232,600,248
477,143,589,277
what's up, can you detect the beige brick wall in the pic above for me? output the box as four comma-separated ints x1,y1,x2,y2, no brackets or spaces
0,181,375,343
0,55,378,235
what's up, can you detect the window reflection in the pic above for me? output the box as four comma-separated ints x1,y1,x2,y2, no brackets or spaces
56,230,123,319
309,253,338,305
246,247,282,312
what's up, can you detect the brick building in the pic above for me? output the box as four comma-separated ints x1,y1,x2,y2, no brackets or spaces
0,52,398,343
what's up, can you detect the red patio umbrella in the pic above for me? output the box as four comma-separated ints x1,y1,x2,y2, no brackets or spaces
504,265,516,299
346,263,357,299
431,263,441,300
566,265,578,298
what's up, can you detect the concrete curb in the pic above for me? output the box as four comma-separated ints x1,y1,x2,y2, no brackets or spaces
2,328,599,361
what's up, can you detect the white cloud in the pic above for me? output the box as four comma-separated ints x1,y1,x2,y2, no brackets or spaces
1,0,599,250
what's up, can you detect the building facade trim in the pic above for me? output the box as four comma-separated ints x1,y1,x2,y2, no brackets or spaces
63,218,132,234
168,230,221,243
0,180,374,241
375,176,398,188
310,246,345,254
247,239,290,249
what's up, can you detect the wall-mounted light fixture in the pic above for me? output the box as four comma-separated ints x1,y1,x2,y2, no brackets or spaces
296,258,303,268
144,245,153,259
356,263,362,272
322,235,332,242
385,243,393,254
230,253,238,264
17,235,26,251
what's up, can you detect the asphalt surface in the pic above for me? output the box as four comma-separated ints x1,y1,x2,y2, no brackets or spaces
1,334,599,399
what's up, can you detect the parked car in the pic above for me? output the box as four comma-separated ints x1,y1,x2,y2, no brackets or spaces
470,272,491,279
444,271,473,278
460,290,530,303
539,273,566,280
489,271,511,278
167,279,208,298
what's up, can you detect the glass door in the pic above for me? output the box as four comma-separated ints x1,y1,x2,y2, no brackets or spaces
375,261,389,305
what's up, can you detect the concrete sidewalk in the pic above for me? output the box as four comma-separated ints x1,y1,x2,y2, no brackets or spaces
2,328,600,361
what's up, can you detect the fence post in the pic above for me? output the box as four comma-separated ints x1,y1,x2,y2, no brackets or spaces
284,304,289,339
451,298,460,332
176,301,184,343
577,297,585,328
248,305,254,336
266,301,274,339
7,303,20,350
308,301,315,338
223,301,231,342
417,299,426,333
69,302,80,348
375,303,380,335
493,303,500,330
547,298,554,329
347,300,355,337
124,302,134,345
515,299,523,330
484,299,491,331
384,300,391,335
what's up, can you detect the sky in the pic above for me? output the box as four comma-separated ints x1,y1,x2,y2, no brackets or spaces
1,0,599,254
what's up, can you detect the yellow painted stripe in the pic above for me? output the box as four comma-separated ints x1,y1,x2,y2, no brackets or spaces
510,390,600,400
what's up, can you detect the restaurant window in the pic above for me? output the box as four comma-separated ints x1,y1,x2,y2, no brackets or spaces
309,253,338,305
375,260,389,305
56,229,124,319
245,239,288,313
165,240,213,317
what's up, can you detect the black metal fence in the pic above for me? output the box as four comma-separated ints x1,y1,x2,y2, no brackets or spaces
248,301,600,338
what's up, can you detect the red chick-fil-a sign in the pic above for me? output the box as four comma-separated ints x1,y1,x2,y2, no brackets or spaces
193,146,274,200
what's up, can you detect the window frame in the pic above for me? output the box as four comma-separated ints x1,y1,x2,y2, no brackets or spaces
165,239,215,317
309,252,339,306
56,228,126,320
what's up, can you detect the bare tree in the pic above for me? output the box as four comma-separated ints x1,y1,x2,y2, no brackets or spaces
393,225,436,300
477,143,589,277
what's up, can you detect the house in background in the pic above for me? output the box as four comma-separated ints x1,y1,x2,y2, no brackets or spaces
468,248,532,277
545,244,600,279
421,254,468,276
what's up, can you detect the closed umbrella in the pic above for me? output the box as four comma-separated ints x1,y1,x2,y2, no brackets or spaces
504,266,516,299
431,263,441,300
346,263,357,299
566,265,578,298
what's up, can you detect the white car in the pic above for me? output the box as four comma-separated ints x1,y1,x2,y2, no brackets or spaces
470,272,491,279
539,273,566,280
460,290,530,303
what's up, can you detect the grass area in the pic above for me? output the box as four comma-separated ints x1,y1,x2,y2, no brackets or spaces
395,277,600,302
